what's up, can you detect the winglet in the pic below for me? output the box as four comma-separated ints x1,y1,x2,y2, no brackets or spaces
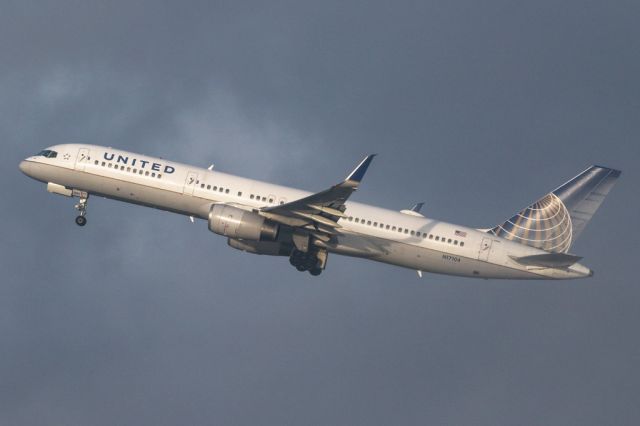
411,202,424,213
346,154,376,183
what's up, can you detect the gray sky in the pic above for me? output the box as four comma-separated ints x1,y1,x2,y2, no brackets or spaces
2,1,639,425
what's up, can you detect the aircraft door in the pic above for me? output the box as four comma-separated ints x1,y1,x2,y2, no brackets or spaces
183,171,199,195
478,237,493,262
74,148,90,171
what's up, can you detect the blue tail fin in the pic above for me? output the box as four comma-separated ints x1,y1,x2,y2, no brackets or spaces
488,165,621,253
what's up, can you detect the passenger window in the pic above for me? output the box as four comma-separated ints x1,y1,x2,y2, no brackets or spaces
201,184,205,188
386,225,390,230
158,174,162,179
220,188,224,193
435,236,440,241
404,229,409,234
367,221,371,226
429,234,433,239
379,223,384,228
139,170,143,174
398,228,403,233
392,226,396,231
120,165,125,170
238,191,242,196
355,218,360,223
261,197,266,201
454,240,458,245
133,168,137,173
127,167,131,172
373,222,378,227
447,239,452,243
151,173,156,177
101,162,106,167
94,160,99,165
411,231,415,236
145,171,149,176
460,242,465,247
268,197,272,202
250,194,254,199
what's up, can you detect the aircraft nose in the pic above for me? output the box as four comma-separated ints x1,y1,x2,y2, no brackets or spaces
19,160,31,175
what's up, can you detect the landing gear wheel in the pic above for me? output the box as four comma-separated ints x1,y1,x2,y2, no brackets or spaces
289,248,326,276
73,192,89,227
309,267,322,276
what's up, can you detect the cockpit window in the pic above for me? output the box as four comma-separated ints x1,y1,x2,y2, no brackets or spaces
37,150,58,158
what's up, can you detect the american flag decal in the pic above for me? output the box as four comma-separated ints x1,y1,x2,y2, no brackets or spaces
455,230,467,238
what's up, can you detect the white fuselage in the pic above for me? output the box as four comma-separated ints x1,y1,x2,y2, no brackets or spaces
19,144,593,279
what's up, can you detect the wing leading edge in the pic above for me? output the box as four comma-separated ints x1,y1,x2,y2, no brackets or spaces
259,154,376,234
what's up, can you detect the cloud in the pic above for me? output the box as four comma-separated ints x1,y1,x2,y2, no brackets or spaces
2,1,639,425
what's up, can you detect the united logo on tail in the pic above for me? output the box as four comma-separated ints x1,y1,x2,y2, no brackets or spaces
489,165,621,253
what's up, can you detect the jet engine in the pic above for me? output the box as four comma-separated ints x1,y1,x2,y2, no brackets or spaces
208,204,279,241
227,238,291,256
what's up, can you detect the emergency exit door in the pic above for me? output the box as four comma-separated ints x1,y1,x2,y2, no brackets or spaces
183,171,199,195
74,148,90,171
478,237,493,262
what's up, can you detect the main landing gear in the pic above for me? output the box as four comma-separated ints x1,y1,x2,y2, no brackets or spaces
74,193,89,227
289,248,327,276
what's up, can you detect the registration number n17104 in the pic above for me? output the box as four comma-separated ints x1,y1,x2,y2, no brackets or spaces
442,254,461,263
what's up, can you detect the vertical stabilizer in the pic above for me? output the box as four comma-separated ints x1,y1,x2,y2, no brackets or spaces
488,165,621,253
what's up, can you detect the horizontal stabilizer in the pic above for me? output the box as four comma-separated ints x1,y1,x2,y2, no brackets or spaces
510,253,582,268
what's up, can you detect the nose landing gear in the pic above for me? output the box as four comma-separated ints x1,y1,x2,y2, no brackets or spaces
74,193,89,226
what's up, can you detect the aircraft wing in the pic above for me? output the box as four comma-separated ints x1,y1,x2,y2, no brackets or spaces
258,154,376,234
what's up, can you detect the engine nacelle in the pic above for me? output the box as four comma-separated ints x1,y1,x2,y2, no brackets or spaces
208,204,279,241
47,182,73,197
227,238,291,256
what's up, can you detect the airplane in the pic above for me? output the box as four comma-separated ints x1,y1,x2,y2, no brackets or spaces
19,144,620,279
